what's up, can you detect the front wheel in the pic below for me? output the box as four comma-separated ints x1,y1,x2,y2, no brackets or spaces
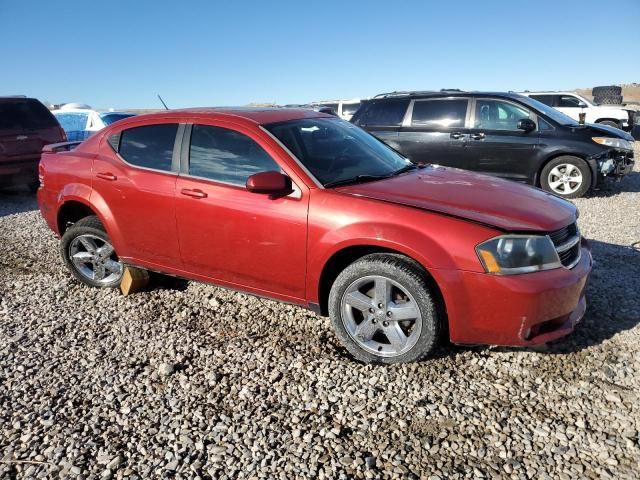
540,156,592,199
328,254,441,364
597,120,620,129
60,215,124,288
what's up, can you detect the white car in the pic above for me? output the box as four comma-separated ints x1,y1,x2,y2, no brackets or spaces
520,91,635,132
311,99,363,121
52,105,135,141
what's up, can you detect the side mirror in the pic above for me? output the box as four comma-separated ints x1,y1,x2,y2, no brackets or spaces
246,171,292,197
517,118,536,132
578,102,588,108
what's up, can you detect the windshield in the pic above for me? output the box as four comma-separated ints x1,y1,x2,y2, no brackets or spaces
518,96,578,126
265,117,412,187
99,112,135,125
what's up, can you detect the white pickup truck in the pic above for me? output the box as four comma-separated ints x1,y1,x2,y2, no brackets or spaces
520,91,636,132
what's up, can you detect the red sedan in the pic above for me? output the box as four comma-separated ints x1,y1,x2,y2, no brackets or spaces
37,108,591,363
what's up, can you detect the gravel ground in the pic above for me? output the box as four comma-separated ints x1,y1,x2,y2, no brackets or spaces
1,150,639,479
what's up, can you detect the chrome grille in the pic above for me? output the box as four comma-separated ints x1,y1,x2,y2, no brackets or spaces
548,222,581,268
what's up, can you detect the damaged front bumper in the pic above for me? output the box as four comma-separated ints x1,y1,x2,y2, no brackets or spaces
591,148,635,182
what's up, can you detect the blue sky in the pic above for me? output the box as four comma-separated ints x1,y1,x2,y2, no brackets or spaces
1,0,638,109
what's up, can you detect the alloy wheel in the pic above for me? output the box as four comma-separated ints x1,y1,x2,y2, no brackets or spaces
68,234,123,285
547,163,583,195
340,275,422,358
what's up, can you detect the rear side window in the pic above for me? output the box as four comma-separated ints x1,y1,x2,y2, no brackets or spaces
355,99,409,126
118,124,178,172
0,99,58,130
411,99,467,127
189,124,280,186
530,95,556,107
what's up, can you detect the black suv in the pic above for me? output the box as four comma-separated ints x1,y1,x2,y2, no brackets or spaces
351,90,635,198
0,97,66,191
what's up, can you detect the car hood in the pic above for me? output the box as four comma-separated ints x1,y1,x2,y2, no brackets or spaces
582,122,635,141
335,166,577,232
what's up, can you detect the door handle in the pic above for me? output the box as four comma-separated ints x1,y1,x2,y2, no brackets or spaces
96,172,117,181
471,133,485,140
450,132,465,139
180,188,208,199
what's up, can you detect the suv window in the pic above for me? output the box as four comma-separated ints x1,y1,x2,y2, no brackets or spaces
118,124,178,172
411,99,467,127
529,95,556,107
0,99,58,130
557,95,583,108
356,99,409,126
189,124,280,186
341,102,361,117
474,100,531,130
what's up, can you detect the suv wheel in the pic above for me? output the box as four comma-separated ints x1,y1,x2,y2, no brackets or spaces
597,120,620,129
328,253,440,364
540,156,592,199
60,215,123,288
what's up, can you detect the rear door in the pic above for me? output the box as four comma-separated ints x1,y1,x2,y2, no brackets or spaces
92,121,183,269
397,98,470,166
352,98,410,151
463,98,539,182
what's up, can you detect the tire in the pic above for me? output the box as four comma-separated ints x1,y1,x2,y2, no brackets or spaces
594,95,623,105
60,215,124,288
597,120,620,129
328,253,441,364
540,156,592,199
592,85,622,97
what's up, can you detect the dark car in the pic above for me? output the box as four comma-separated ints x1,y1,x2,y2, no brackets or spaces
0,97,66,191
351,91,635,198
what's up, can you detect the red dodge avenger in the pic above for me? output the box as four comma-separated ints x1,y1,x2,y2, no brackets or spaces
37,108,592,363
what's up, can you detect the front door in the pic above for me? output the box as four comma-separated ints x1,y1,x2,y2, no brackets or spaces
463,98,539,182
175,122,308,302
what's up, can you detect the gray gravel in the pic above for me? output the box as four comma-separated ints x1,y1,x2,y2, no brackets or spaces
1,150,639,479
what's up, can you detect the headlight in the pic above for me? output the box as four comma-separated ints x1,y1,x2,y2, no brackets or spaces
476,235,561,275
592,137,633,150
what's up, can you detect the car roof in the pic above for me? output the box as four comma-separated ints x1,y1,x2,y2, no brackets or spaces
371,90,528,100
119,107,331,126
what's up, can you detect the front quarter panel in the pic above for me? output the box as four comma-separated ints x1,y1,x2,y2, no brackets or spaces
306,189,499,303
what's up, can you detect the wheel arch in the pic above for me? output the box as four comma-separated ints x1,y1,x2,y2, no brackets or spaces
316,245,448,333
595,118,621,126
534,152,598,190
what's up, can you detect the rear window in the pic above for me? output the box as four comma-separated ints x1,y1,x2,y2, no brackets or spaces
411,99,467,127
117,124,178,172
0,99,58,130
355,99,409,126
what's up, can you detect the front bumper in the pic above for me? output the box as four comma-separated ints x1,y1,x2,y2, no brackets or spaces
438,244,592,346
591,148,635,181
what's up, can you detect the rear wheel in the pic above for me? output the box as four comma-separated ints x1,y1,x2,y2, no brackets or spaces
328,254,441,364
597,120,620,129
60,216,123,288
540,156,592,199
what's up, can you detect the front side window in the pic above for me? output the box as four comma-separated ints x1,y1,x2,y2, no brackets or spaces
341,102,361,117
355,99,409,126
189,125,280,186
265,117,412,187
557,95,582,108
473,100,531,130
118,124,178,172
411,99,467,127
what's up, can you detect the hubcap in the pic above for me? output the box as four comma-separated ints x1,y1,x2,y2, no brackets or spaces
548,163,583,195
69,234,123,285
341,275,422,358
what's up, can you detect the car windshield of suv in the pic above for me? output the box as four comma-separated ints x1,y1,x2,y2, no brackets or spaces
518,96,578,126
265,117,413,187
99,112,136,125
0,100,58,130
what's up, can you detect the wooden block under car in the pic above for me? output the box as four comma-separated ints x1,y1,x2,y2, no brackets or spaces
120,266,150,295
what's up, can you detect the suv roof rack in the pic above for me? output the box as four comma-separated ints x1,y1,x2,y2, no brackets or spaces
0,95,27,98
373,89,465,99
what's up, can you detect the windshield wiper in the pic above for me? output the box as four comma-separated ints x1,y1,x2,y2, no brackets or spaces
392,164,418,175
324,174,394,188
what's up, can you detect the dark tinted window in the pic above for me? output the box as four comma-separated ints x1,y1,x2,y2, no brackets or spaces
538,118,554,131
0,99,58,130
356,99,409,126
189,125,280,186
118,124,177,171
100,113,136,125
530,95,556,107
411,99,467,127
557,95,583,108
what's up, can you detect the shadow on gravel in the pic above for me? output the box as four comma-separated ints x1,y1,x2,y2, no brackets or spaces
593,171,640,196
0,187,38,217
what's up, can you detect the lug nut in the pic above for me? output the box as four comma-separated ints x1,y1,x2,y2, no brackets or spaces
378,303,383,309
369,308,375,313
372,318,377,323
383,321,389,327
386,311,392,317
